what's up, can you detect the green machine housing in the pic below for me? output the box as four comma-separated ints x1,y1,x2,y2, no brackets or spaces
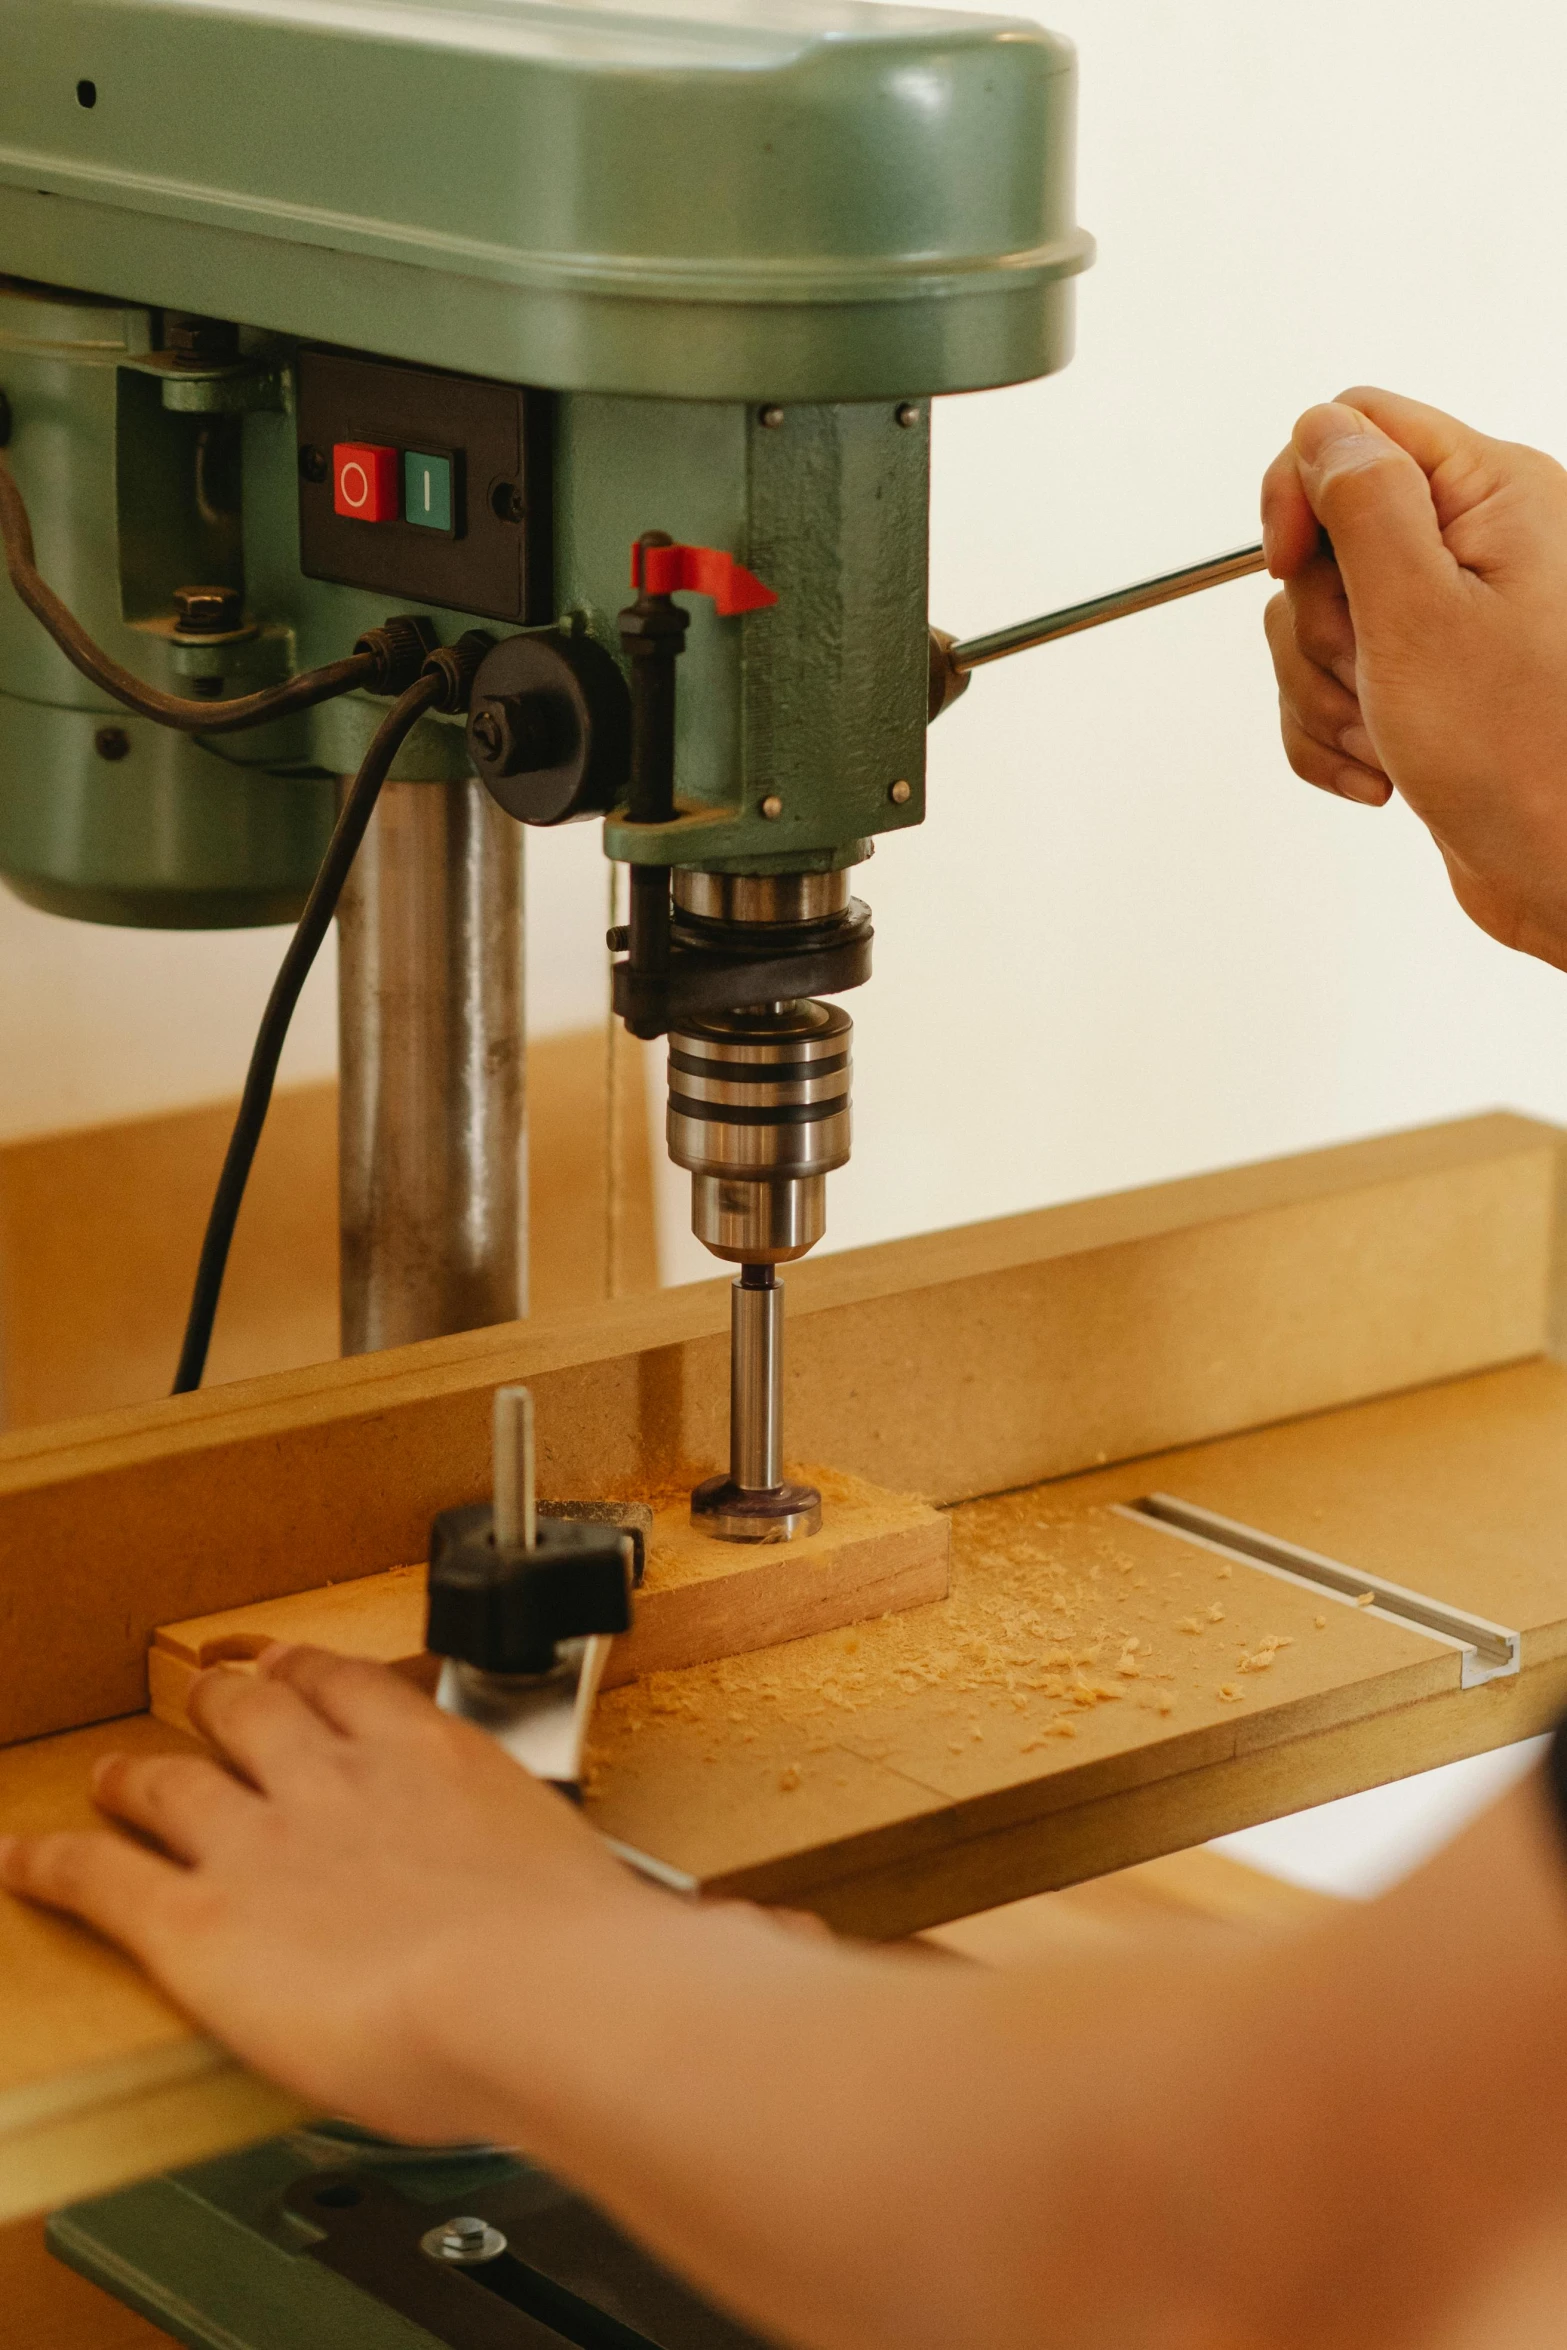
0,2,1090,2343
0,0,1090,929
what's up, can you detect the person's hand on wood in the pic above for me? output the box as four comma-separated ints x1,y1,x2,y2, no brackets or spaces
1263,386,1567,969
0,1643,647,2143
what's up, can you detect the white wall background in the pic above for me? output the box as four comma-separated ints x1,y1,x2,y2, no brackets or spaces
5,0,1566,1887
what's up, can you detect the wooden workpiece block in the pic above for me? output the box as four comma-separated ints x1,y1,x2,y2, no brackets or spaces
147,1469,950,1734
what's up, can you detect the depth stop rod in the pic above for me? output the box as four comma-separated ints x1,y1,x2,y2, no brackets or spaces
947,542,1267,674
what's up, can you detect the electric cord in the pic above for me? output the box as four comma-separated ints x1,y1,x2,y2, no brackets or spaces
170,630,493,1394
0,448,407,729
170,675,438,1392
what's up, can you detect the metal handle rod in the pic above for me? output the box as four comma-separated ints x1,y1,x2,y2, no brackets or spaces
493,1385,537,1552
947,542,1266,674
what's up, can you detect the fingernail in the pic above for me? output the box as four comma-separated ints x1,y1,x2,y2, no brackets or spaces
1312,433,1389,484
1335,770,1390,807
1339,722,1378,766
1295,405,1387,484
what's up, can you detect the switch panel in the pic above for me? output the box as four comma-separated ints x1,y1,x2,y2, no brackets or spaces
297,350,551,624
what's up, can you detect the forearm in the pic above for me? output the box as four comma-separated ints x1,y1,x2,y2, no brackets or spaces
426,1777,1567,2350
439,1890,1219,2350
1187,1772,1567,2346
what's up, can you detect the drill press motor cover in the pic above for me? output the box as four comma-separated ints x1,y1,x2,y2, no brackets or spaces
0,1,1090,2340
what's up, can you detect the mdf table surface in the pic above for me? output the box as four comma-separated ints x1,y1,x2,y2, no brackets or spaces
3,1355,1565,2226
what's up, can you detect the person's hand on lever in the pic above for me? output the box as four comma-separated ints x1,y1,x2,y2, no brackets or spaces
1263,385,1567,969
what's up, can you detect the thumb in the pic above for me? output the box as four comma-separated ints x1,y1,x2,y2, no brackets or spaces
1291,402,1455,639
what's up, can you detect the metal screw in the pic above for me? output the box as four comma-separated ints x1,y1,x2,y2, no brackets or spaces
758,406,785,429
895,403,921,429
491,479,525,525
422,2214,508,2266
759,794,784,820
298,443,329,485
888,777,912,805
470,707,505,764
93,726,131,763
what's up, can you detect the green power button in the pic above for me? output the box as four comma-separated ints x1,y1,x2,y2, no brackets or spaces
404,450,453,532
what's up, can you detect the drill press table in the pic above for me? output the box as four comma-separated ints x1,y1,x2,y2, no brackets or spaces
2,1111,1565,2222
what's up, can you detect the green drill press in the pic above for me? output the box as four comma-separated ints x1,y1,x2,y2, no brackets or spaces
0,0,1090,2339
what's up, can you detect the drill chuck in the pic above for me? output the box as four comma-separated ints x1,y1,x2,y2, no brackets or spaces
667,999,852,1265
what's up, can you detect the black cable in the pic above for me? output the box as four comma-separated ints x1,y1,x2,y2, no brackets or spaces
0,449,381,731
171,671,443,1393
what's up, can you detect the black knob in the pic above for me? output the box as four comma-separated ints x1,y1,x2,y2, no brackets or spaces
466,632,631,827
426,1505,633,1678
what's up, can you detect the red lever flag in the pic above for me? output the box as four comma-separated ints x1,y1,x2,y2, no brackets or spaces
631,539,778,618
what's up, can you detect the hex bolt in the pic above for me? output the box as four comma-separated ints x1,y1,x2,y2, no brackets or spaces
895,403,921,428
758,405,785,429
164,312,239,371
422,2212,508,2265
760,794,784,820
173,584,243,636
888,777,912,805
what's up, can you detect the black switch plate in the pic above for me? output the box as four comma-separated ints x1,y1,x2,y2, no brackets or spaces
296,349,552,624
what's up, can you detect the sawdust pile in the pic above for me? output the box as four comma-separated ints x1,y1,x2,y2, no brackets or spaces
592,1488,1301,1787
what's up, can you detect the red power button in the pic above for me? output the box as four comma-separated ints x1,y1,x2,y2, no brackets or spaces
333,443,399,522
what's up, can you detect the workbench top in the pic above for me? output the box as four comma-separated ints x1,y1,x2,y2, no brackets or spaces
5,1353,1566,2225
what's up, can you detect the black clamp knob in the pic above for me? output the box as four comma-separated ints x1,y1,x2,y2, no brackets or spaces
466,630,630,826
427,1503,633,1679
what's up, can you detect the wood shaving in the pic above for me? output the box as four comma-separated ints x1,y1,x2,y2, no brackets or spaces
591,1486,1320,1783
